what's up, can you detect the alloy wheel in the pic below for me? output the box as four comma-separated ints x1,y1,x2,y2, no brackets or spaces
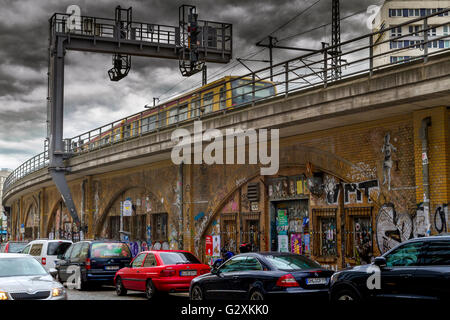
191,286,203,300
250,290,264,300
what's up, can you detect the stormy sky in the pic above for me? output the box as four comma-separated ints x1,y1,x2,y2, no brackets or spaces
0,0,382,171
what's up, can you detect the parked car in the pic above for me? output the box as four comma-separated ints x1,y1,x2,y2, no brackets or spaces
0,241,28,253
21,239,72,271
115,250,210,299
0,253,66,300
189,252,334,300
329,235,450,302
55,240,132,290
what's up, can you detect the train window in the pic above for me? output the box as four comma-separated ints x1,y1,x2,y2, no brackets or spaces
132,121,138,136
219,87,226,109
191,98,201,117
232,79,275,107
124,124,131,139
168,108,178,124
148,115,157,131
141,117,149,133
159,110,167,128
114,129,121,142
203,92,214,113
179,105,188,121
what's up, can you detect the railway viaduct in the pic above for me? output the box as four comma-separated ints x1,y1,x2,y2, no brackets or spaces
3,53,450,268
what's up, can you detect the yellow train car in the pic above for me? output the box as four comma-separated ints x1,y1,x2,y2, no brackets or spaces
85,76,276,148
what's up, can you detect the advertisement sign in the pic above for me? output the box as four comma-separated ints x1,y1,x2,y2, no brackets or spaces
303,233,310,253
212,235,220,257
277,210,288,235
205,235,213,256
291,233,302,254
20,224,25,234
278,235,289,252
123,199,132,217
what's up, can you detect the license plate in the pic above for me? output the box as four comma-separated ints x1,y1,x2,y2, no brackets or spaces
105,266,119,270
306,278,327,285
180,270,197,276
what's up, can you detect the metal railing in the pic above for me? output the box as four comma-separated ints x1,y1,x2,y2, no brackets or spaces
49,12,232,53
4,9,450,195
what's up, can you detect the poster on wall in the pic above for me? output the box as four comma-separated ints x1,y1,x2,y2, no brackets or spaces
212,235,221,257
123,199,133,217
205,235,213,256
278,235,289,252
303,233,310,253
277,210,288,235
291,233,302,254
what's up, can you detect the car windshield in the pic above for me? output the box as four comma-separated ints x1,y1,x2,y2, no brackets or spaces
264,254,321,271
90,242,131,258
159,252,201,265
47,242,72,256
0,257,48,277
8,243,27,253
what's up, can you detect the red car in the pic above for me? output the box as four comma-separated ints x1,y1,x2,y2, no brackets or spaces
114,250,210,299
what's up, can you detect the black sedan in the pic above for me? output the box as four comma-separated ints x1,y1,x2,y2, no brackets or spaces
329,235,450,302
189,252,334,300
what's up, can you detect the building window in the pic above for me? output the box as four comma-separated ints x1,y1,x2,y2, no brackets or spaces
312,208,337,257
151,213,168,243
345,207,373,264
391,26,402,38
168,107,178,124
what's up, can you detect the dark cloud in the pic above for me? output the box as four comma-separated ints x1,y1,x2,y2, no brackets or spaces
0,0,382,169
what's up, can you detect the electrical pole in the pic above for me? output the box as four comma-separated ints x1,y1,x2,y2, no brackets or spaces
331,0,341,80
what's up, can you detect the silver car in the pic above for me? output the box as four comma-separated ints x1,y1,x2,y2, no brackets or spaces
0,253,67,300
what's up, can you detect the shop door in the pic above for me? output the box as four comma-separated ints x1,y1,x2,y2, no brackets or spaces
221,213,238,253
241,212,261,252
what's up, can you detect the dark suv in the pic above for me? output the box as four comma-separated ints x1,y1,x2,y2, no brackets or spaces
330,235,450,302
55,240,132,290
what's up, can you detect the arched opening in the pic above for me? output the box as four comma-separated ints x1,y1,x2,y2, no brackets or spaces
96,187,166,247
46,200,75,240
23,202,39,240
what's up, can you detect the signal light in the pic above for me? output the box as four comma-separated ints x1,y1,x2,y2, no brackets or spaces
85,258,91,270
41,257,47,265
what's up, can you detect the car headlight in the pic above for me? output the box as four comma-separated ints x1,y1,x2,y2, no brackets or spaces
52,287,64,297
330,272,339,285
0,291,9,300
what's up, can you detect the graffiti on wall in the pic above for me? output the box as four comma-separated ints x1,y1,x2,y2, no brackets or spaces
434,204,449,234
376,203,413,254
324,178,380,205
381,133,397,191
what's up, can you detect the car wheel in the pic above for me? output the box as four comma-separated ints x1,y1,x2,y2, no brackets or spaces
332,288,360,302
115,277,127,296
190,285,204,300
77,273,88,291
145,279,157,300
249,289,265,300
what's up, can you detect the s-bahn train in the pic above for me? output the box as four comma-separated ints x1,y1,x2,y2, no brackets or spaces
71,76,276,152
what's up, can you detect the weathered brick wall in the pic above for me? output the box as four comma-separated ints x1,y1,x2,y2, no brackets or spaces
8,107,449,269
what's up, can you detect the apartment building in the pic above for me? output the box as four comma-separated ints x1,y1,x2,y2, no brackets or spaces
372,0,450,67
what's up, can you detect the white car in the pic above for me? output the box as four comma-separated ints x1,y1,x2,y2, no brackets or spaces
0,253,66,300
22,240,72,271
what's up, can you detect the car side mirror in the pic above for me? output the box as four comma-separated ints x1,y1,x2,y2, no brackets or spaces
57,254,64,260
211,267,220,275
49,268,58,278
373,256,387,268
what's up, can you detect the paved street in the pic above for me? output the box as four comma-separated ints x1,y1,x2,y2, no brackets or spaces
66,285,189,300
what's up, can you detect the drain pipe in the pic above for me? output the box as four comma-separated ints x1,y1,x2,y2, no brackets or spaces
178,162,184,249
419,117,432,236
